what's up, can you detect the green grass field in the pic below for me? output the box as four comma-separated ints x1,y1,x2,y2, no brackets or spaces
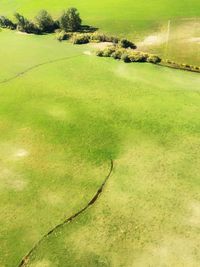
0,1,200,266
1,0,200,64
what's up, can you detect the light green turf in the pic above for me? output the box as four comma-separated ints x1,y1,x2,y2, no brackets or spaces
0,29,200,267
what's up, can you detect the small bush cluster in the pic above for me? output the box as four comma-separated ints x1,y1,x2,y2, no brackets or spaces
90,33,119,43
0,7,82,34
180,63,200,71
165,60,200,72
147,55,162,64
72,33,90,44
96,46,161,64
56,30,72,41
56,31,120,44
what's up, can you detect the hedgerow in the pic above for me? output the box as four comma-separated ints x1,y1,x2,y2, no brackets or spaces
96,46,161,65
163,59,200,73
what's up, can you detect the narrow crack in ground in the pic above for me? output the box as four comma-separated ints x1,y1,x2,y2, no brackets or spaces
0,54,84,85
18,159,113,267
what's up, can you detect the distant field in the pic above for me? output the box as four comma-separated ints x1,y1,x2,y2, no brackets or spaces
0,30,200,266
1,0,200,64
1,0,200,28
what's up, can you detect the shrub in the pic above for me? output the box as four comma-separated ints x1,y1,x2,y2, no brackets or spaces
121,53,131,63
56,31,72,41
90,33,119,43
96,50,104,57
95,45,164,66
166,59,172,64
35,10,55,33
90,33,105,42
109,36,119,44
147,55,161,64
23,21,40,34
111,48,125,59
128,52,147,62
72,34,90,44
102,46,116,57
60,8,82,32
119,38,137,49
0,15,16,29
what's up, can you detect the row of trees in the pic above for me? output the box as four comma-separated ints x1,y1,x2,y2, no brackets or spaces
0,8,82,34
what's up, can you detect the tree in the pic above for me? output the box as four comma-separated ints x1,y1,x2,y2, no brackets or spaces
14,12,27,30
14,12,40,34
59,11,68,31
0,16,16,29
35,10,55,33
60,8,82,32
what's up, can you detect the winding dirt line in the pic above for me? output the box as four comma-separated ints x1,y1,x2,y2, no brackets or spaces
18,159,113,267
0,54,84,85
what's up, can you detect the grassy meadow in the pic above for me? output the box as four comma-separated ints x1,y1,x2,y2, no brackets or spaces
0,0,200,266
1,0,200,64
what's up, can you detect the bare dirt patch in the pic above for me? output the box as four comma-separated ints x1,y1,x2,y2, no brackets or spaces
187,201,200,228
189,37,200,44
83,50,92,56
16,31,33,36
137,34,167,47
0,167,27,191
15,149,29,158
89,42,113,50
